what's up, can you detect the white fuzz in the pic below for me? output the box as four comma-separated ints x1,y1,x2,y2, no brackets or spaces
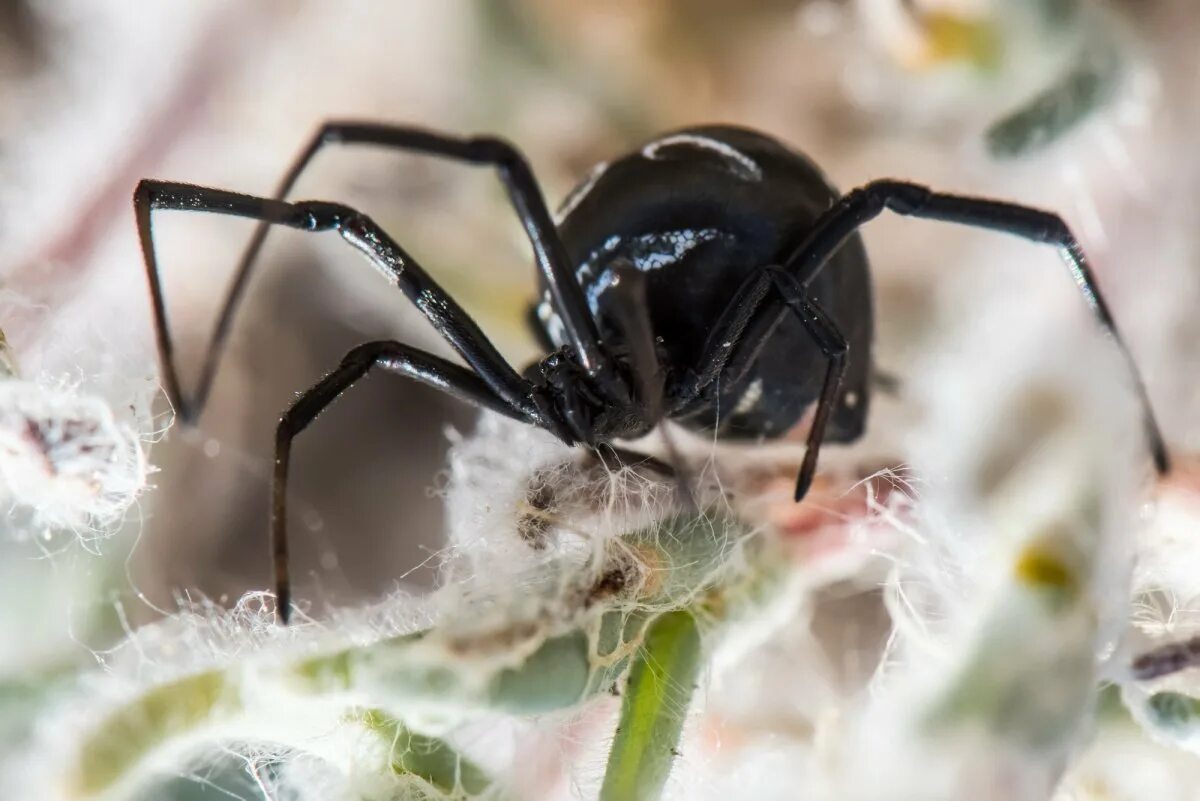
1053,720,1200,801
5,279,1186,801
1132,481,1200,631
4,422,761,800
833,278,1140,801
2,290,1189,801
6,3,1199,800
440,414,699,596
0,378,151,542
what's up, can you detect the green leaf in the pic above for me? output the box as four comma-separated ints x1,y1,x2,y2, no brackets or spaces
352,707,491,795
1146,692,1200,733
986,47,1117,158
294,627,595,715
74,669,235,796
600,610,702,801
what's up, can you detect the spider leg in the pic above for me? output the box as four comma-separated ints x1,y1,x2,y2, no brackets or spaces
148,123,604,420
601,260,697,508
764,268,848,501
683,181,1169,474
675,266,776,401
671,267,847,502
602,260,665,421
272,340,530,624
134,180,539,422
781,179,1169,474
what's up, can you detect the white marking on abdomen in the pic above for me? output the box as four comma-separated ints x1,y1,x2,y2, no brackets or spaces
538,227,733,349
732,378,764,416
554,160,609,224
535,289,567,348
583,228,728,309
642,134,763,182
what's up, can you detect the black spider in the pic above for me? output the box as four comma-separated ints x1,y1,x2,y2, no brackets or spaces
134,123,1170,623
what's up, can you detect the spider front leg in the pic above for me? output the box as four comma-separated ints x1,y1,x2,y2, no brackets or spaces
783,179,1170,474
135,181,553,623
272,340,531,624
143,122,605,420
765,269,849,501
600,261,698,507
675,267,849,503
134,180,535,419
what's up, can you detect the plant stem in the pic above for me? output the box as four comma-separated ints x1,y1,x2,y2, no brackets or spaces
599,610,702,801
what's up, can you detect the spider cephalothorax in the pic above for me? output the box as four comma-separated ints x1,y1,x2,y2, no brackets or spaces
525,346,650,447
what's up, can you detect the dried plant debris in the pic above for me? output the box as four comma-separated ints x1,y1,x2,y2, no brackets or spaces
0,379,147,538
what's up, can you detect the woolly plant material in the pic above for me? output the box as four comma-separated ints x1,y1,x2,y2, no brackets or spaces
1052,703,1200,801
830,279,1142,801
0,378,148,539
7,458,762,801
0,280,161,545
440,415,692,589
1130,464,1200,636
68,693,492,801
351,707,492,795
1120,412,1200,749
1122,485,1200,755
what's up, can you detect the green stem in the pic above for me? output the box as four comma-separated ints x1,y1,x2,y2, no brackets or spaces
599,610,702,801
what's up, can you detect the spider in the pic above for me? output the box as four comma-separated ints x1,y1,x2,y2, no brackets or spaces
134,123,1169,623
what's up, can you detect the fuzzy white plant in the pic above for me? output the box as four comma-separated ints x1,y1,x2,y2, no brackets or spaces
0,377,151,541
830,283,1141,801
4,401,778,800
6,3,1199,796
0,282,162,545
611,275,1149,801
6,264,1183,801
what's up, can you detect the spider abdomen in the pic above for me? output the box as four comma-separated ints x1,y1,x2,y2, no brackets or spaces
536,125,874,442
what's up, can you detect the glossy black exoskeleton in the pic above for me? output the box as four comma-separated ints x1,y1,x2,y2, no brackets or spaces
134,123,1169,622
536,126,872,445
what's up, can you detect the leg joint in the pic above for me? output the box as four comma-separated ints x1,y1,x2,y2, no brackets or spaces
292,200,358,231
467,135,524,168
342,341,386,366
276,409,301,440
764,267,848,357
865,180,932,215
316,120,356,144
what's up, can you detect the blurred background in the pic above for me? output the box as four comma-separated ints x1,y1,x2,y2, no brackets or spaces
0,0,1197,689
